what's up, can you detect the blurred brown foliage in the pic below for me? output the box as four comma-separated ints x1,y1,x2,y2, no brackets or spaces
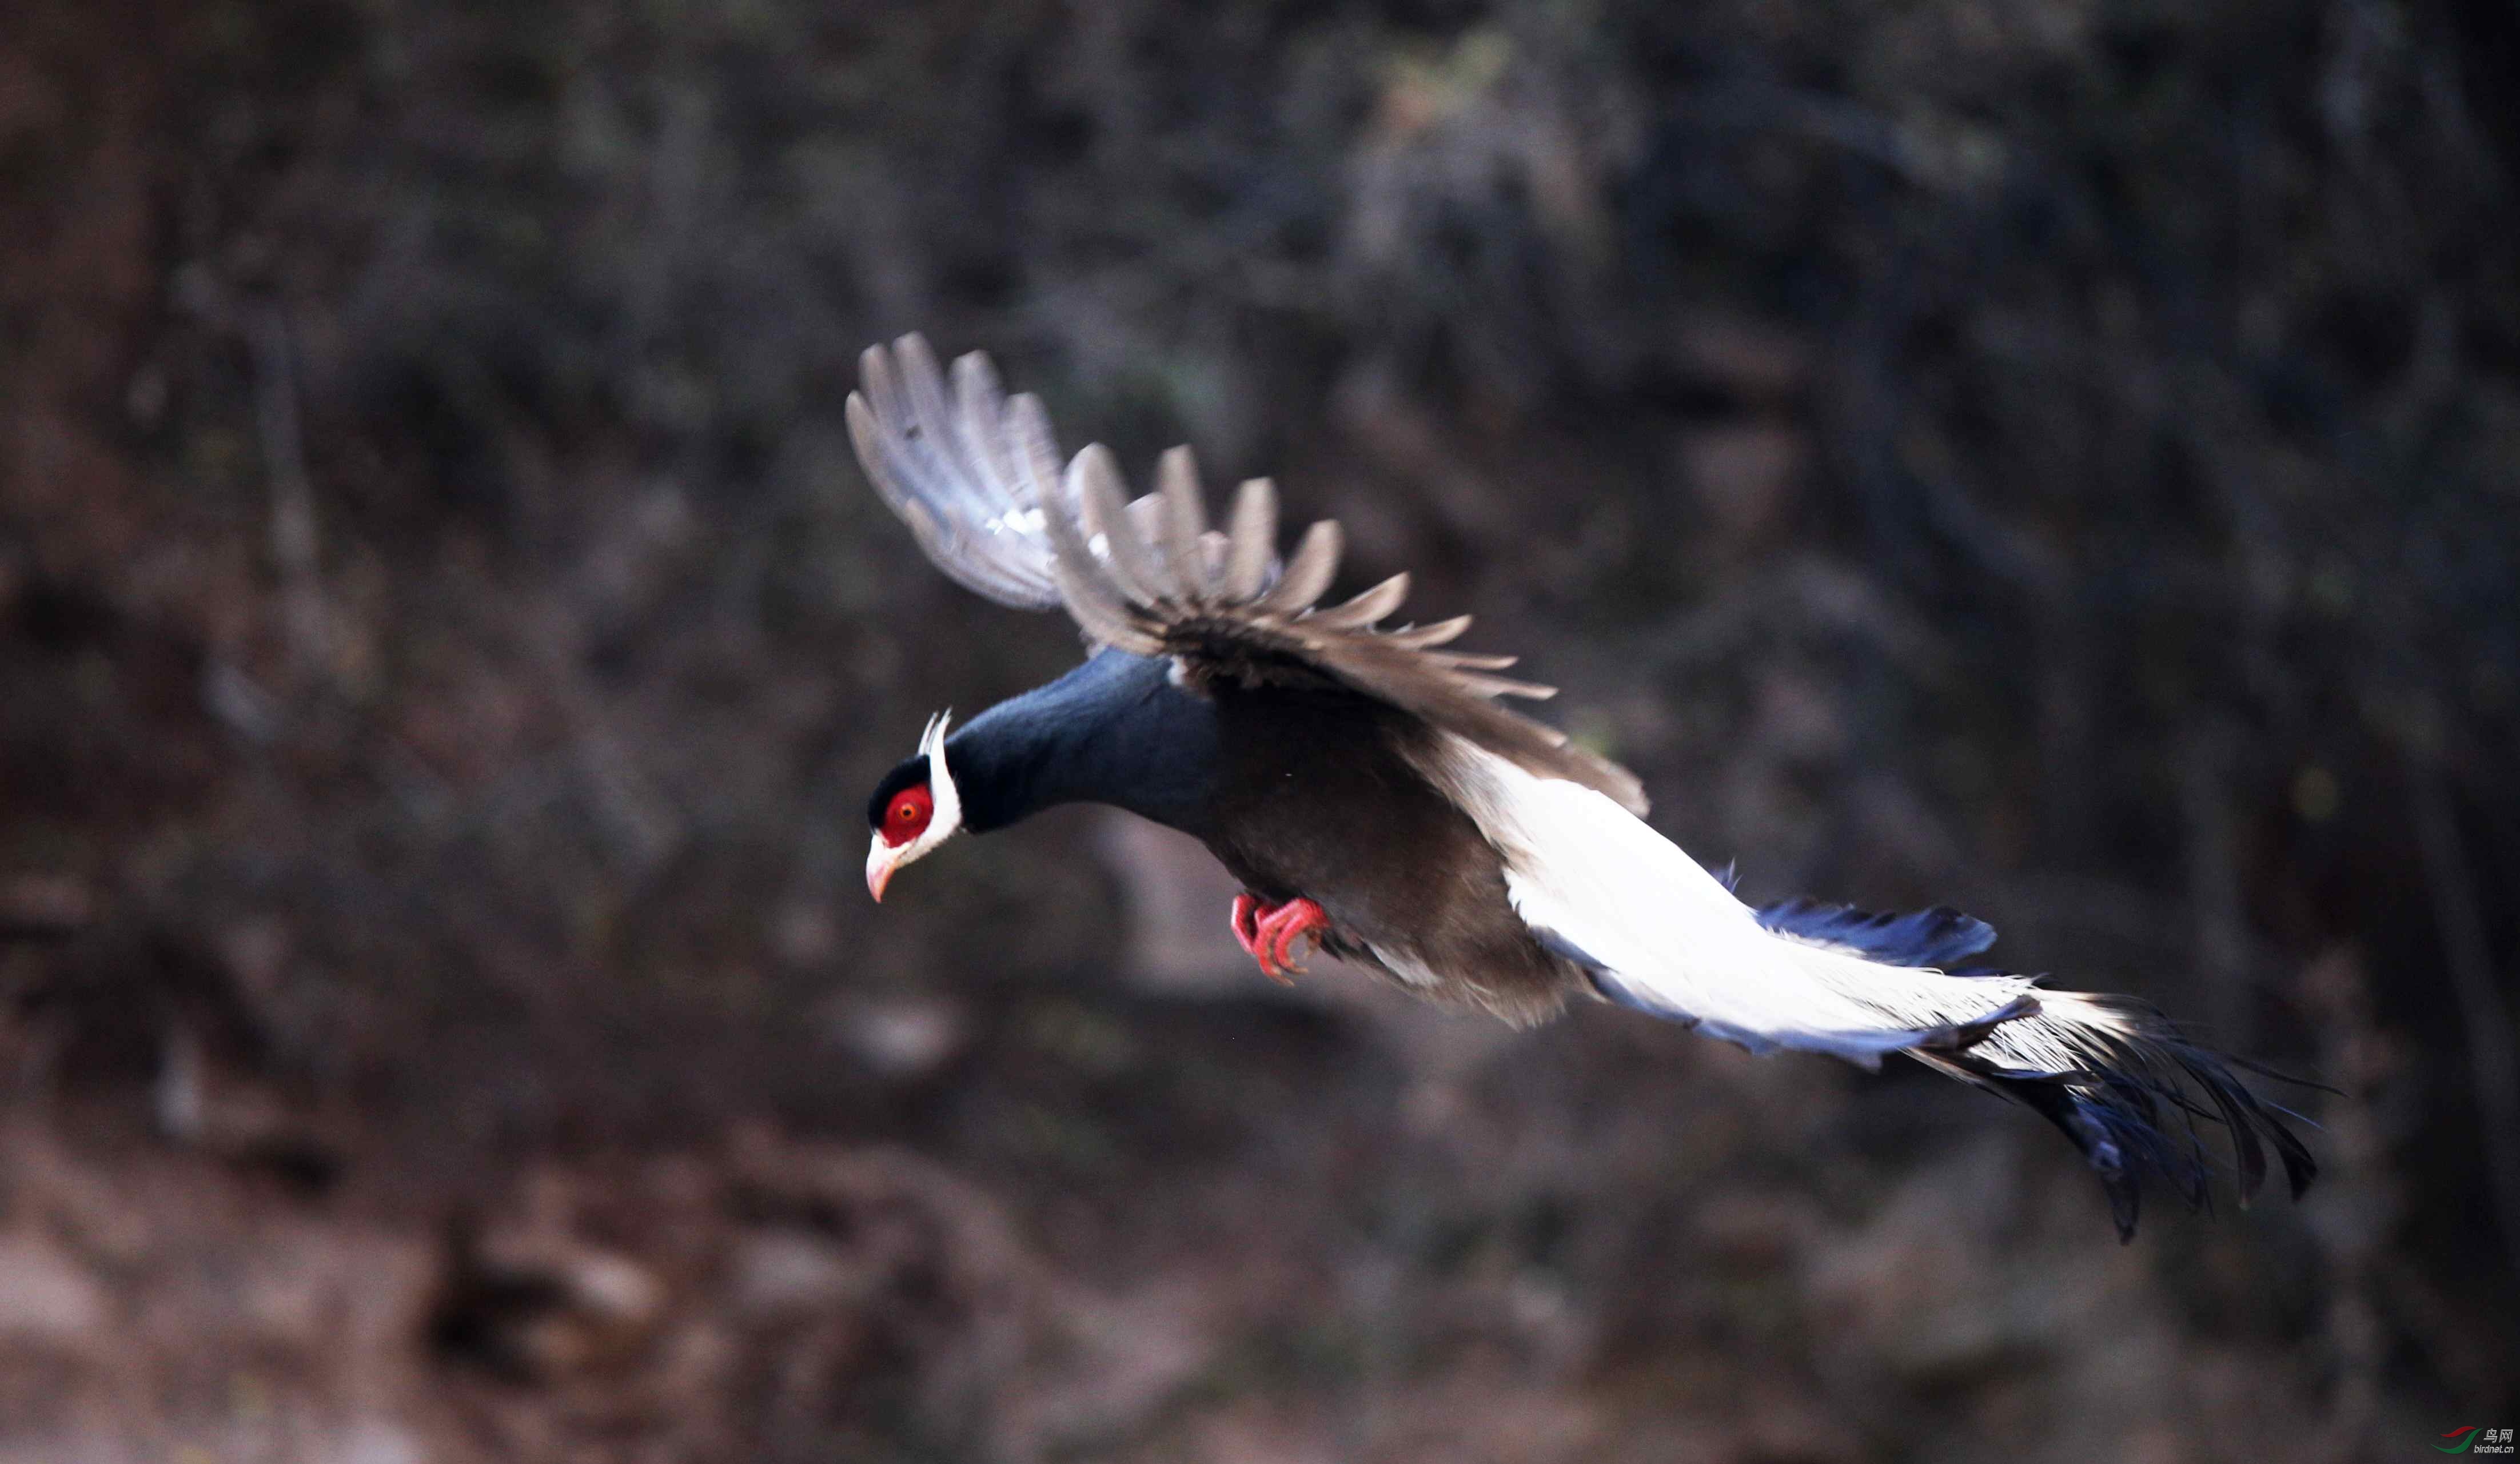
3,0,2517,1458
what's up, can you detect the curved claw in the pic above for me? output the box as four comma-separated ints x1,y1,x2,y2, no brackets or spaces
1231,893,1265,962
1227,893,1328,984
1255,897,1329,979
1231,892,1290,982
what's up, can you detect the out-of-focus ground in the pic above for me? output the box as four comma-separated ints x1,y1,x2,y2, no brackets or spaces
3,1,2517,1458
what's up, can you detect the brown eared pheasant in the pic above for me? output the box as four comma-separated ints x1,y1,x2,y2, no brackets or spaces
849,334,2315,1241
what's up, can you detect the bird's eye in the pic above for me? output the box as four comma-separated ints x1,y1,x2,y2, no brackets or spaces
878,783,934,847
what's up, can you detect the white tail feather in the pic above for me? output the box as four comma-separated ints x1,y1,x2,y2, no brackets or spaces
1414,734,2318,1238
1420,737,2045,1067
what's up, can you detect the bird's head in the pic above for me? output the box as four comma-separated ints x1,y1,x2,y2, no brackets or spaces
864,712,964,901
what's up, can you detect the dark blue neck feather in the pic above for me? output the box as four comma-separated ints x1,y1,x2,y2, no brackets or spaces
942,651,1219,836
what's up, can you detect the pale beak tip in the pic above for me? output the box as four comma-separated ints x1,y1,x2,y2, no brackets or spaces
867,867,890,903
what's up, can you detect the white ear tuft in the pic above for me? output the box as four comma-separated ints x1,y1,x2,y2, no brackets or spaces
916,711,962,839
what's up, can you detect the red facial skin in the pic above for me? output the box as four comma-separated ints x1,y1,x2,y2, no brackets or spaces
880,784,934,848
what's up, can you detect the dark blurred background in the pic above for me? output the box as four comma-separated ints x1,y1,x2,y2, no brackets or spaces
3,0,2517,1458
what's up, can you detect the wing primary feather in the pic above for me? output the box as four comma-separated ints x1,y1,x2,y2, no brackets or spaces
849,390,1019,601
848,352,928,524
852,345,895,447
930,363,1040,604
1304,572,1411,631
1450,671,1558,700
855,343,902,450
1013,396,1123,602
1383,615,1473,649
1013,394,1150,651
1055,560,1161,652
848,339,1065,609
922,342,1004,531
1123,495,1167,556
1255,520,1342,615
1422,649,1521,671
895,336,985,518
1070,445,1171,605
1004,393,1065,516
1154,447,1211,604
951,349,1018,511
1196,530,1231,586
1223,478,1277,601
844,391,910,516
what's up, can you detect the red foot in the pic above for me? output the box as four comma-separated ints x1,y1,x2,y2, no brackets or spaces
1229,894,1330,984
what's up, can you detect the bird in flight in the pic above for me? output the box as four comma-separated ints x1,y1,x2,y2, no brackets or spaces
847,334,2314,1240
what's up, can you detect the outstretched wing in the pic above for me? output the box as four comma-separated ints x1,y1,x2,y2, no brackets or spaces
847,334,1647,815
847,334,1067,610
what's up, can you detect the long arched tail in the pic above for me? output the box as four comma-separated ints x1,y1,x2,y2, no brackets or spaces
1424,737,2323,1242
1909,1002,2318,1242
1601,894,2323,1240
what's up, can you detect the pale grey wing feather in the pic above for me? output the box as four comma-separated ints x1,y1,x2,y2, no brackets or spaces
1070,445,1173,607
1303,572,1413,632
847,336,1274,617
1153,448,1211,605
847,336,1064,611
1022,397,1163,655
1382,615,1473,650
1253,520,1342,617
1222,479,1278,601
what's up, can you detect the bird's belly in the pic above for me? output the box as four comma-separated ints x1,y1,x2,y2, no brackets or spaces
1197,712,1580,1026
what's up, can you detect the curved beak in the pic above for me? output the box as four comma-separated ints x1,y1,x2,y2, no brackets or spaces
866,837,900,903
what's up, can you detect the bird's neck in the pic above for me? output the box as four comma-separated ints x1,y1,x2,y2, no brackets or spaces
945,651,1218,835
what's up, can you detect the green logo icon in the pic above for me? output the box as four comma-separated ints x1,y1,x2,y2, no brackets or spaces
2441,1429,2482,1454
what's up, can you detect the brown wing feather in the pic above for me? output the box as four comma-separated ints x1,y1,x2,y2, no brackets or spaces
848,335,1650,816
